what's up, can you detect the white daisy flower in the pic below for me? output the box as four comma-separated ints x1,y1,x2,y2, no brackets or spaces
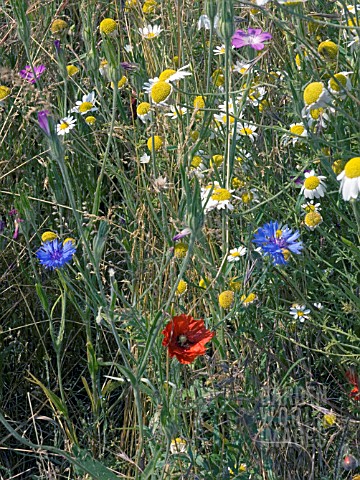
281,123,308,146
305,106,332,129
71,91,98,115
313,302,323,310
165,105,187,119
214,44,226,55
57,116,76,135
289,304,310,323
139,24,163,39
140,153,151,164
233,60,253,75
143,66,192,105
227,247,247,262
238,123,258,142
301,200,321,213
201,183,235,213
337,157,360,201
302,81,331,114
300,170,327,199
124,44,133,53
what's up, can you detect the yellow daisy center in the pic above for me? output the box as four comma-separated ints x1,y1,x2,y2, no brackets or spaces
318,40,339,60
99,18,117,35
142,0,157,13
191,156,202,168
240,127,253,136
290,125,305,136
63,237,76,245
309,108,324,120
259,99,269,112
241,191,253,204
0,85,11,101
218,290,234,309
304,176,320,190
41,231,57,242
323,413,336,427
212,69,225,87
305,212,322,227
332,159,345,175
174,242,188,258
147,135,163,151
194,96,205,109
85,116,96,125
329,74,347,92
59,122,69,130
159,69,176,81
176,279,187,295
137,102,151,115
211,155,224,168
303,82,324,105
344,157,360,179
79,102,94,113
50,19,68,34
241,292,256,304
211,188,231,202
66,65,79,76
150,81,171,103
145,32,156,38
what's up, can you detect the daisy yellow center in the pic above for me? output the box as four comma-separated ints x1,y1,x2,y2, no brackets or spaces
329,74,347,92
211,188,231,202
194,96,205,109
63,237,76,245
143,0,157,13
309,108,324,120
240,127,253,136
211,155,224,167
174,242,188,258
241,192,253,204
290,125,305,135
344,157,360,179
297,310,304,317
100,18,117,34
66,65,79,76
146,32,156,38
79,101,93,113
305,212,322,227
323,413,336,427
59,122,69,130
151,81,171,103
303,82,324,105
231,251,241,257
241,292,256,304
219,290,234,309
85,116,96,124
137,102,151,115
259,99,269,112
176,279,187,295
159,69,176,81
212,69,225,87
199,278,207,289
318,40,338,59
147,135,163,151
0,85,11,100
117,76,128,88
222,114,235,124
51,19,68,34
191,156,202,168
332,159,345,175
304,176,320,190
41,231,57,242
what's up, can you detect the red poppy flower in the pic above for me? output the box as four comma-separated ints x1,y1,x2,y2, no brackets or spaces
345,370,360,401
162,314,215,364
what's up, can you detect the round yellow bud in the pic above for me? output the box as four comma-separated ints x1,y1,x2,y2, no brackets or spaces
218,290,234,309
50,19,68,35
0,85,11,101
173,242,188,258
85,116,96,125
99,18,117,35
318,40,338,60
66,65,79,77
63,237,76,245
193,96,205,109
150,81,171,103
176,279,187,296
147,135,163,152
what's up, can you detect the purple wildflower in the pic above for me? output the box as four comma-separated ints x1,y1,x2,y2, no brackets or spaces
13,217,24,240
38,110,51,135
232,28,272,51
19,65,46,84
172,228,191,242
54,40,61,53
120,61,139,72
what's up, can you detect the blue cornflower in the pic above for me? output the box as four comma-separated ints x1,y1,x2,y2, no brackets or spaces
253,220,303,265
36,238,76,270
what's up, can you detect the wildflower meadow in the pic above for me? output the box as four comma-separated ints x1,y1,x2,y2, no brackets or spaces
1,0,360,478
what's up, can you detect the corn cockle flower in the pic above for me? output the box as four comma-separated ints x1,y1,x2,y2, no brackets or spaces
232,28,272,51
19,65,46,84
38,110,51,136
